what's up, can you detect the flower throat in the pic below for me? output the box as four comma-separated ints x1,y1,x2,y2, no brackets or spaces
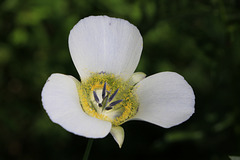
77,73,139,126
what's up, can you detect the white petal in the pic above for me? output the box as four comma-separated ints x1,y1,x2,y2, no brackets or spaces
41,73,112,138
69,15,143,80
133,72,195,128
110,126,124,148
128,72,146,86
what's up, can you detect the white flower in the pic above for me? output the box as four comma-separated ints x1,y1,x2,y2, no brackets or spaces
41,16,195,148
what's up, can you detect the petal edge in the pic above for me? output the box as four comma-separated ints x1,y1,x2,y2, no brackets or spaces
41,73,112,138
133,72,195,128
68,16,143,80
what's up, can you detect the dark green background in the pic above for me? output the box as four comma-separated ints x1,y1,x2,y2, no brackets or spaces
1,0,239,159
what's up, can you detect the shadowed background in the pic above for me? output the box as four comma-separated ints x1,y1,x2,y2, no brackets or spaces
0,0,240,159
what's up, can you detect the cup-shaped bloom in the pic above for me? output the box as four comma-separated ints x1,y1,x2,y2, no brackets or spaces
41,16,195,148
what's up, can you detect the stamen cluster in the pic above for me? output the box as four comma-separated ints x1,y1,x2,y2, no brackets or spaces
93,82,123,111
78,73,139,126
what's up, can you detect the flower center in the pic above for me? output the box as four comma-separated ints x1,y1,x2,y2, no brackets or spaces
77,73,139,126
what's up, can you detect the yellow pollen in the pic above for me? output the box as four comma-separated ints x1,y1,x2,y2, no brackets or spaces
90,82,110,91
77,73,139,126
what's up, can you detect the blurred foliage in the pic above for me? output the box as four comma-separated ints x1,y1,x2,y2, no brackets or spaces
0,0,240,160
